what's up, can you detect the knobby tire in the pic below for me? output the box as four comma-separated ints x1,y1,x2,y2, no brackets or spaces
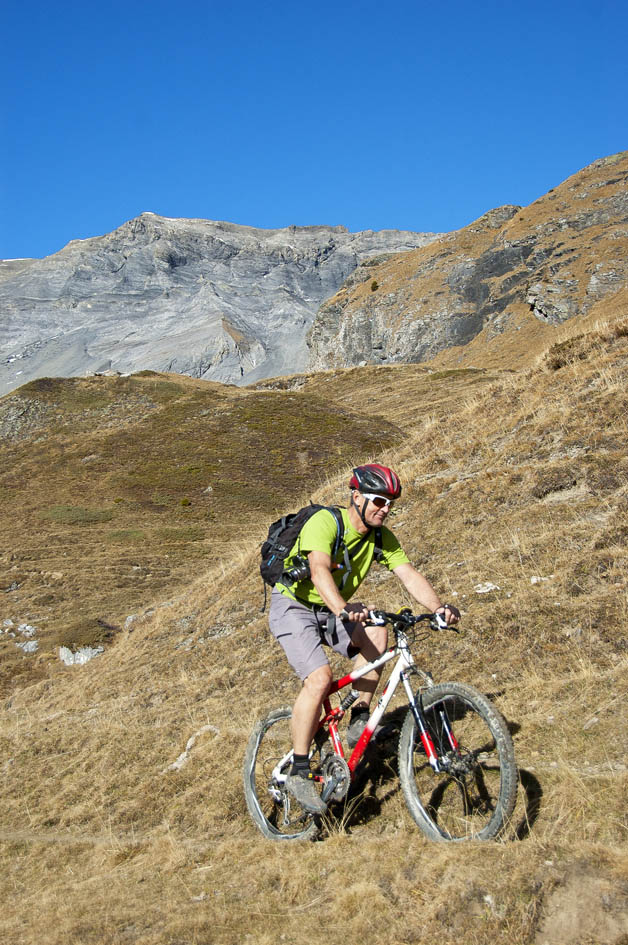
243,706,321,841
398,682,517,841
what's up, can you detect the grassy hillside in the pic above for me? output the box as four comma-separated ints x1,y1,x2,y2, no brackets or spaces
0,371,401,697
1,315,627,944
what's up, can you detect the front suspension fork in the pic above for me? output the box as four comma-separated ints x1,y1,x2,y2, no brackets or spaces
402,672,457,772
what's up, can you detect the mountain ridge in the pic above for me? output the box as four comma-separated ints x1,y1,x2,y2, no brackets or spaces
308,151,628,370
0,215,438,394
3,152,626,398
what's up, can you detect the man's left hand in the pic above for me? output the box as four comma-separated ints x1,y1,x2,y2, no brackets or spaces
436,603,461,625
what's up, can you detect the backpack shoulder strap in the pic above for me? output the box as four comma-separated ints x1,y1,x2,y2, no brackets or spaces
373,526,383,562
322,506,351,590
329,506,344,556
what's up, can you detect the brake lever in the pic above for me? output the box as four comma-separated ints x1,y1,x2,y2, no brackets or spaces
367,610,387,626
430,614,462,634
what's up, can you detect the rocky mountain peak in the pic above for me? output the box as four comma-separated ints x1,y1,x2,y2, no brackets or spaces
0,216,438,394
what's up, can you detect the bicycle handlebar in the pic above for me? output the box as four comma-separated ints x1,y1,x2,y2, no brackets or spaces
368,609,454,632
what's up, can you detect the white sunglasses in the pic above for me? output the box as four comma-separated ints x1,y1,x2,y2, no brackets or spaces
361,492,395,508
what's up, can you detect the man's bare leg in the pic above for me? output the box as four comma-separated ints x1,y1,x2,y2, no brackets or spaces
290,663,332,754
348,622,387,708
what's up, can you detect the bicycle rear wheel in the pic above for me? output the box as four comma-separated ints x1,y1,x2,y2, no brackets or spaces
398,682,517,841
243,706,321,841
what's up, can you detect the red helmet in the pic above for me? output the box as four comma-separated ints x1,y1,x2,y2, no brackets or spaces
349,463,402,499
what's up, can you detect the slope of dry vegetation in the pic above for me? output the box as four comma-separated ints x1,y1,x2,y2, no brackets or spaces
0,371,400,696
1,317,628,945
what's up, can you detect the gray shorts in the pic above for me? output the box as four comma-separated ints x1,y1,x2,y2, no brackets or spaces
269,588,360,681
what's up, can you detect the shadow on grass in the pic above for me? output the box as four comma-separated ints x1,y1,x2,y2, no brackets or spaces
326,708,407,834
514,768,543,840
500,714,543,841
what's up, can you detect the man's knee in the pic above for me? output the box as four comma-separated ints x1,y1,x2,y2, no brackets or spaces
354,623,387,657
303,663,332,699
369,624,387,654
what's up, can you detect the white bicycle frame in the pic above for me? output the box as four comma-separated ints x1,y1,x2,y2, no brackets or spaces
270,626,441,790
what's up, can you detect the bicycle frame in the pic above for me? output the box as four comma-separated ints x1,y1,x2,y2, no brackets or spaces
269,615,457,797
324,627,452,776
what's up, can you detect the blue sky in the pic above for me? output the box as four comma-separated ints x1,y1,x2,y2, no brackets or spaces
1,0,626,259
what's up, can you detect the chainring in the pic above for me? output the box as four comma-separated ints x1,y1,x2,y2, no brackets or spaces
321,754,351,802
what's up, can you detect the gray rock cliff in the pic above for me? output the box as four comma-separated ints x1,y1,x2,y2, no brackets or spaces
0,215,438,394
307,153,628,370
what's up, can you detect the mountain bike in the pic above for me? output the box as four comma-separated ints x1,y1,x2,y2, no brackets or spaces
243,609,518,842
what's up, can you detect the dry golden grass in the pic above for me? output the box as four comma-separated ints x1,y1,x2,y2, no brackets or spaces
0,371,401,697
2,314,628,944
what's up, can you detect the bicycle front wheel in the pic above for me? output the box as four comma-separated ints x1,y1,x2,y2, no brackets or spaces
243,706,321,841
398,682,517,841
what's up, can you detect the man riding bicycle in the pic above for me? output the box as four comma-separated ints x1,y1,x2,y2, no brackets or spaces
269,462,460,814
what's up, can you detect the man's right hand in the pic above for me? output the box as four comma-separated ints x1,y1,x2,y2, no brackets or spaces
339,601,370,623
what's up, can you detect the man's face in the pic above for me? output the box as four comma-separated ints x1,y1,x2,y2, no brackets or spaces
353,490,394,526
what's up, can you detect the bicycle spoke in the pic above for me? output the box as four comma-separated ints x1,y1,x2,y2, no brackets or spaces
399,683,517,841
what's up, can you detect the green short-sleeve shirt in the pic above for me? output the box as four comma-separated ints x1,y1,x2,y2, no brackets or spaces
278,507,410,606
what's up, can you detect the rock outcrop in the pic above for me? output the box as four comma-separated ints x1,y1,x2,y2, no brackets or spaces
0,216,438,394
307,152,628,370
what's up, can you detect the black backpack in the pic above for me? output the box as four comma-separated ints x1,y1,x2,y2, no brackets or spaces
260,503,383,607
260,504,344,589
